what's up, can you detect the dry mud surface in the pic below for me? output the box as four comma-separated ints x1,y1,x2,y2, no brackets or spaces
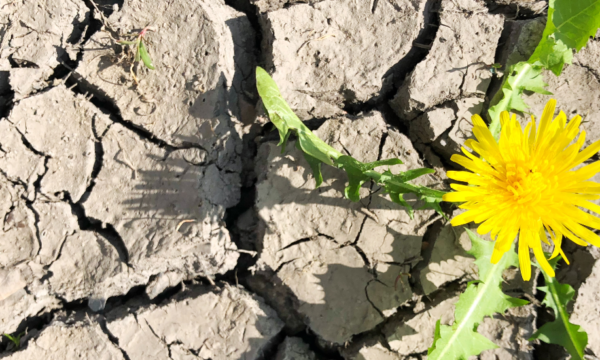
0,0,599,359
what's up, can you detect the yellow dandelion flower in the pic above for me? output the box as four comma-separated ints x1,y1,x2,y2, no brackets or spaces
443,99,600,281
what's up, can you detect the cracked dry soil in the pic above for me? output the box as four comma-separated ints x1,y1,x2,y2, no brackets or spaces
1,0,599,359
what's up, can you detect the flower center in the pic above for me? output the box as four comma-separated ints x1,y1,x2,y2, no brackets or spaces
504,161,551,206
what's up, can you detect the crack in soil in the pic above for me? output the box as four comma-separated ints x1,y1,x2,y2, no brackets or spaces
24,200,43,257
364,279,386,319
574,63,600,87
70,114,107,209
141,317,178,359
332,278,465,359
278,237,314,252
97,316,133,360
64,76,191,152
343,0,442,117
352,241,372,269
483,0,548,19
62,191,131,266
0,0,565,358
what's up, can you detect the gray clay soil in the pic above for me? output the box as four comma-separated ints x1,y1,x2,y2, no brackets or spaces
0,0,599,359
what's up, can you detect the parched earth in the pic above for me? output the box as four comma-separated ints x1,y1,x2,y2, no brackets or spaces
0,0,599,359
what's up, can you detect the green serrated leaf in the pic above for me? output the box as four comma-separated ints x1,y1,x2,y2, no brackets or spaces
428,320,442,356
138,41,155,70
256,67,341,166
296,127,341,167
373,170,445,198
389,192,414,219
396,168,435,183
529,35,573,76
553,0,600,51
488,62,551,138
297,141,324,187
530,258,588,360
432,324,498,359
416,193,445,219
280,124,292,153
528,1,569,76
365,169,445,216
528,0,600,76
255,66,445,213
488,0,600,139
334,155,370,202
428,230,529,360
363,158,403,169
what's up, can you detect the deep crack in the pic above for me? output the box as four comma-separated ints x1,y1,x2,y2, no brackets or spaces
24,200,43,257
352,242,372,269
343,0,442,117
274,258,298,274
278,237,314,252
63,74,205,152
77,115,106,205
63,191,130,266
97,316,132,360
365,279,386,319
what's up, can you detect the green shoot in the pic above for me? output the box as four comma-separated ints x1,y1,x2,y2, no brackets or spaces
117,26,156,84
427,230,528,359
487,0,600,139
255,66,446,218
3,331,25,349
529,0,600,75
487,62,551,137
530,258,588,360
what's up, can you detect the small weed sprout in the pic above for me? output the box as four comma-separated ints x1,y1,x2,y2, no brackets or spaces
88,1,156,86
117,26,156,84
3,331,26,350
